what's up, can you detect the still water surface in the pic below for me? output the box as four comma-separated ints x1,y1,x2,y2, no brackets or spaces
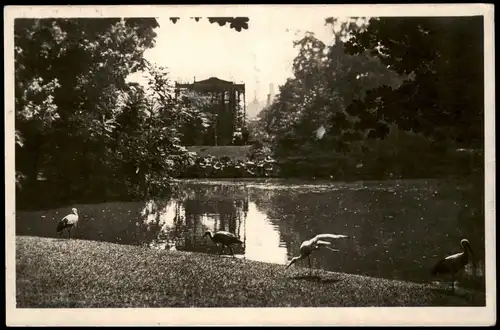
16,179,485,289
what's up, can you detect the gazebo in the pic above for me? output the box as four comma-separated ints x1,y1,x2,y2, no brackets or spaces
175,77,247,146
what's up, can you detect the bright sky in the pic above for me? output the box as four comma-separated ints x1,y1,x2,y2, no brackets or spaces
127,15,335,103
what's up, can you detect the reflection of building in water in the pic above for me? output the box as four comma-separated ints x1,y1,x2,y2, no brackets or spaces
183,197,247,235
142,187,289,264
147,189,249,256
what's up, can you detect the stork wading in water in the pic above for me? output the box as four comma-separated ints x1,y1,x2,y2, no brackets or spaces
431,238,477,293
202,230,243,257
56,208,79,239
286,233,350,276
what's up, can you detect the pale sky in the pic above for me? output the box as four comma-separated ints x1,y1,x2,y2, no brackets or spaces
127,14,335,104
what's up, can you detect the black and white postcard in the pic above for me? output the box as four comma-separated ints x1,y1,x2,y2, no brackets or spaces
5,4,496,326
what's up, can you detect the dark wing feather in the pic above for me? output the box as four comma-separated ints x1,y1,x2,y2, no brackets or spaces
216,231,236,237
56,218,69,232
214,231,242,244
431,258,449,276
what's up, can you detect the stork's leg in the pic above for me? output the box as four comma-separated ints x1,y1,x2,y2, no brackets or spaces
229,246,235,257
308,255,312,277
68,227,72,239
219,244,225,255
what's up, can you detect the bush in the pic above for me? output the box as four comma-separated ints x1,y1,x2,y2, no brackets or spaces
179,154,279,179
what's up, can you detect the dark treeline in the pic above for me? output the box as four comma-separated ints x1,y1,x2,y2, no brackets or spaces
15,18,211,209
254,17,484,180
15,16,484,210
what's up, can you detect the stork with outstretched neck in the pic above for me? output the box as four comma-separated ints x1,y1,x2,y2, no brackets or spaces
286,233,350,276
202,230,243,257
431,238,477,293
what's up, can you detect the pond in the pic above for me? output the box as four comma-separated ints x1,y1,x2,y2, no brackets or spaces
16,178,486,291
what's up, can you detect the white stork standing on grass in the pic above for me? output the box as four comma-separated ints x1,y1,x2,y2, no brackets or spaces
286,233,350,276
431,238,477,293
56,208,79,239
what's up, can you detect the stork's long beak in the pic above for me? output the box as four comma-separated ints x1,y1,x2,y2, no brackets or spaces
468,245,477,264
286,258,296,269
469,245,475,258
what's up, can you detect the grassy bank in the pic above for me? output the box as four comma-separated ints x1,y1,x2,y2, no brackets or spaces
16,236,485,308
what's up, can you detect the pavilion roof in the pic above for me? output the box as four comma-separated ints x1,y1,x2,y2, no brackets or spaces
176,77,245,92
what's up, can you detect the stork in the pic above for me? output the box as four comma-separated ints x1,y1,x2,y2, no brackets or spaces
286,233,350,276
56,208,79,239
202,230,243,257
431,238,476,293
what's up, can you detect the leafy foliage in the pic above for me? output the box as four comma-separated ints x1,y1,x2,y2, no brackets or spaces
344,17,484,147
207,17,250,32
180,154,278,179
168,17,250,31
14,18,209,207
256,17,482,179
259,18,403,168
113,63,213,196
15,16,484,209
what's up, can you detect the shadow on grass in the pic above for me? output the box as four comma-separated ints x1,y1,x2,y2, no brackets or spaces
53,237,70,241
218,254,245,260
430,287,470,300
292,274,342,283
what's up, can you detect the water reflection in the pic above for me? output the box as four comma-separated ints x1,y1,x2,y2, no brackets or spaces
243,203,288,264
140,184,288,264
16,179,485,291
141,185,249,256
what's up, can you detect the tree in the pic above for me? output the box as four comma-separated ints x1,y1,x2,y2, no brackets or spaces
111,62,210,198
207,17,249,32
167,17,250,31
260,18,404,174
15,18,159,202
343,16,484,148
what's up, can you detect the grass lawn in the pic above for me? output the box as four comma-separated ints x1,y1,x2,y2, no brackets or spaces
16,236,486,308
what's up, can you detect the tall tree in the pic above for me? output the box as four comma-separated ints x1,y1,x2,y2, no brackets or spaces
260,18,403,168
344,16,484,148
15,18,159,201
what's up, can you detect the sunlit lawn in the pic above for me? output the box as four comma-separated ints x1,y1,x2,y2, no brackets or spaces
16,236,485,308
